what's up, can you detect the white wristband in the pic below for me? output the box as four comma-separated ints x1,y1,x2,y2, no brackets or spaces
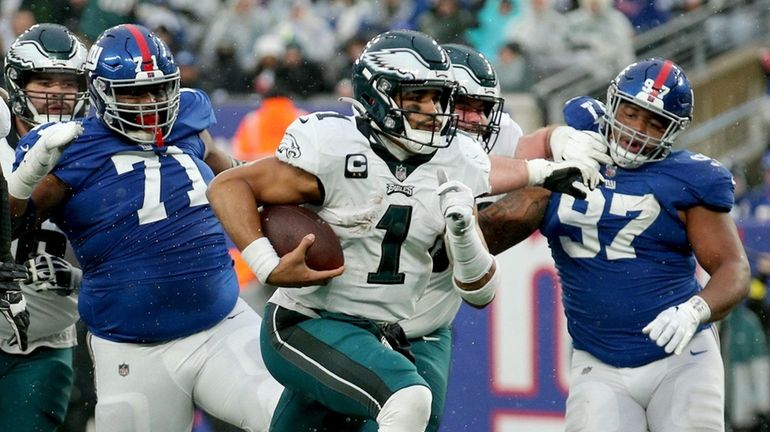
455,260,499,307
686,295,711,323
241,237,280,284
526,159,552,186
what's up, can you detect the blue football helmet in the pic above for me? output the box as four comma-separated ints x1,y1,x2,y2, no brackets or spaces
5,23,88,126
604,58,693,168
352,30,457,154
443,43,504,153
85,24,180,146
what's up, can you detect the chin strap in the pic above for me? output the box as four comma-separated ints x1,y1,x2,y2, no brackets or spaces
338,97,367,116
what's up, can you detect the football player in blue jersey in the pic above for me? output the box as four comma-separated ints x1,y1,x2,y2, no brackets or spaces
207,30,604,432
4,24,283,432
0,23,86,432
479,58,750,432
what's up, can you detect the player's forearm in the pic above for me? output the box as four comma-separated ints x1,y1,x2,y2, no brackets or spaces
478,187,550,255
488,156,530,195
698,258,750,322
207,171,265,250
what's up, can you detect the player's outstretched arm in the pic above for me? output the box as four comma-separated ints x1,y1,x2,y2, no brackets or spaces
643,206,750,355
489,155,604,200
207,157,343,287
478,187,551,255
438,169,498,307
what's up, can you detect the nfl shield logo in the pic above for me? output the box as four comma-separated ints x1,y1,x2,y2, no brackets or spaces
395,164,407,182
118,363,129,377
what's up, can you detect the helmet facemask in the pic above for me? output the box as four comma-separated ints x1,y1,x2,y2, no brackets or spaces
604,86,689,169
91,71,180,145
9,71,88,126
369,78,458,155
455,93,503,153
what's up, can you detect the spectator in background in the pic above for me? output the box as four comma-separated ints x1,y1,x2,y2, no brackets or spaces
417,0,477,44
274,43,328,99
78,0,138,43
723,304,770,432
202,37,252,97
615,0,670,33
565,0,635,76
251,34,285,96
466,0,521,60
162,0,220,51
0,9,35,55
271,0,336,64
199,0,271,77
364,0,417,33
177,50,201,89
495,42,536,92
741,151,770,222
231,88,307,162
326,35,367,98
504,0,571,77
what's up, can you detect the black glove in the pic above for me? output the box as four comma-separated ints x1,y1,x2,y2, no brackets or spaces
25,253,82,296
542,166,591,200
0,262,30,351
379,322,416,364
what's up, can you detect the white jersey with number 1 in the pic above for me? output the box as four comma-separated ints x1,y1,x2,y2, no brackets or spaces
269,112,491,323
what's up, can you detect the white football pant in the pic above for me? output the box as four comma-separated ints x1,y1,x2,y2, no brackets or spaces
565,327,724,432
89,298,283,432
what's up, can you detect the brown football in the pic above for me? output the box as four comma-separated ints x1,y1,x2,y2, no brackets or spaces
259,205,344,271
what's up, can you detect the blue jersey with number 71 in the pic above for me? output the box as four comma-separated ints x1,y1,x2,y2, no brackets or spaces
14,88,238,343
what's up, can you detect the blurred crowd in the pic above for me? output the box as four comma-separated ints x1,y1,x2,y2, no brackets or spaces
0,0,709,101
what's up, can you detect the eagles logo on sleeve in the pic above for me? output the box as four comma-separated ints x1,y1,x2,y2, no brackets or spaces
277,133,301,160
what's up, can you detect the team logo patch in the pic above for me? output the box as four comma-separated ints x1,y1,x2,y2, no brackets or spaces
395,164,407,182
386,183,414,197
345,154,368,178
277,133,301,160
118,363,130,377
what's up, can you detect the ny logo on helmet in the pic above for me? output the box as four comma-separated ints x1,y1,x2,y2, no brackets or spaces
638,78,671,109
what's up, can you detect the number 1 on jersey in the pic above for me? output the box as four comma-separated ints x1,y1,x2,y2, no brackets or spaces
368,205,412,284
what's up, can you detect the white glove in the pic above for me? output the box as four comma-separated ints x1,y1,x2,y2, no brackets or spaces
437,168,475,236
550,126,613,169
526,159,604,199
642,295,711,355
25,253,82,296
8,121,83,199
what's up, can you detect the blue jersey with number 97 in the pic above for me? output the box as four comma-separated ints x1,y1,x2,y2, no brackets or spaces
14,89,238,343
547,98,734,367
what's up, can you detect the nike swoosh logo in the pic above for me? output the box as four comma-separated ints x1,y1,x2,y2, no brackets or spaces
227,310,246,320
690,349,708,356
299,117,309,123
19,145,29,152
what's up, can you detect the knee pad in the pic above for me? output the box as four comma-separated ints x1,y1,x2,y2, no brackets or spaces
376,385,432,432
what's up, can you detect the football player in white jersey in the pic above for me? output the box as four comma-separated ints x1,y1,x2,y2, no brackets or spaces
479,59,750,432
208,30,603,432
0,24,85,432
